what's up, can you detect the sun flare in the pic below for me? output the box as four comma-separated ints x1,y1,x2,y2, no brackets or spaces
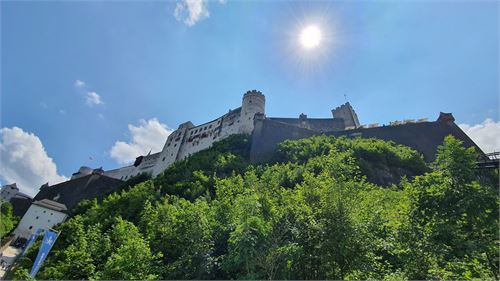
299,25,322,49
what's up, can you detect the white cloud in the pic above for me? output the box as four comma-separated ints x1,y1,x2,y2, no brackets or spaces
74,80,103,107
459,118,500,153
0,127,68,197
110,118,173,164
174,0,210,26
85,91,103,107
75,79,86,88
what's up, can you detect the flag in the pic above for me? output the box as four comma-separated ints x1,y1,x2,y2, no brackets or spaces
29,229,59,278
20,229,43,257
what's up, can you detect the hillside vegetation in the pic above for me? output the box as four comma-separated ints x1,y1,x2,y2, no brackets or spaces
13,134,499,280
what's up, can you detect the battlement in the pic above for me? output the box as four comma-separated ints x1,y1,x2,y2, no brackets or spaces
244,89,265,98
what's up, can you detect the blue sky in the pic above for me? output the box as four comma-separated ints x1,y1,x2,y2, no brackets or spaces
1,1,499,195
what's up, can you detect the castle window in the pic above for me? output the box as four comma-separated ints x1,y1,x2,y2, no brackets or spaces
36,216,39,219
174,144,177,147
171,153,173,156
48,220,51,223
29,226,33,230
162,157,166,161
209,125,212,128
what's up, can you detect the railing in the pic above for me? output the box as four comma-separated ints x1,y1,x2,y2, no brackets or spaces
477,152,500,169
485,152,500,160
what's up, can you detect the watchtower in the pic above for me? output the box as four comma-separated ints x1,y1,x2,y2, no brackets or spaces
240,90,266,133
332,102,360,129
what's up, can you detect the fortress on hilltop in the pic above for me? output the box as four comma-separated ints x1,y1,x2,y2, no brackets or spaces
4,89,492,237
69,89,483,182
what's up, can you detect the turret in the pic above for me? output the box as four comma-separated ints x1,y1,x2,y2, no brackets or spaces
71,166,93,180
240,90,266,134
242,90,265,117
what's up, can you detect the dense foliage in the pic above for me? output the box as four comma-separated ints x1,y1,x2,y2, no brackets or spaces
0,201,18,239
13,134,499,280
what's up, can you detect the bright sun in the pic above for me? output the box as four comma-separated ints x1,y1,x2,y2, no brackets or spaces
299,25,322,49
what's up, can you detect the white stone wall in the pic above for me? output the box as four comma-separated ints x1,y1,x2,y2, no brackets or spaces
104,165,137,181
105,91,266,179
177,117,223,161
14,204,67,238
0,185,18,202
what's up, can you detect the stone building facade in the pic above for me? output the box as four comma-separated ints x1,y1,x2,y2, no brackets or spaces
103,90,266,180
14,199,68,238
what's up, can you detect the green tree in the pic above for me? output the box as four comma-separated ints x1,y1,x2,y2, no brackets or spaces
0,201,18,239
403,136,499,279
101,217,159,280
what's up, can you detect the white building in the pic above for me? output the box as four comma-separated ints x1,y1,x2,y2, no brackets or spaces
102,90,266,180
0,183,19,202
13,199,68,238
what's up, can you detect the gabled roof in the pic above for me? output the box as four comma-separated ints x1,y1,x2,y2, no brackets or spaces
32,199,67,212
33,174,124,211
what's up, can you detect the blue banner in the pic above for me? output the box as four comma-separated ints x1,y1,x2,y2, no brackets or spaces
29,229,59,278
21,229,43,257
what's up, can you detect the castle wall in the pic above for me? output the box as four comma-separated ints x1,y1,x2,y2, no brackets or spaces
145,91,263,177
177,117,224,161
250,117,486,164
151,122,193,176
250,118,317,163
327,120,485,162
104,165,137,181
268,117,345,132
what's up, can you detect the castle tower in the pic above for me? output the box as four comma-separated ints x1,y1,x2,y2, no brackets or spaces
240,90,266,133
332,102,360,129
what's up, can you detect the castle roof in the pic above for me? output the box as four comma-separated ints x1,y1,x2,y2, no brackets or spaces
33,173,124,211
32,199,68,212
